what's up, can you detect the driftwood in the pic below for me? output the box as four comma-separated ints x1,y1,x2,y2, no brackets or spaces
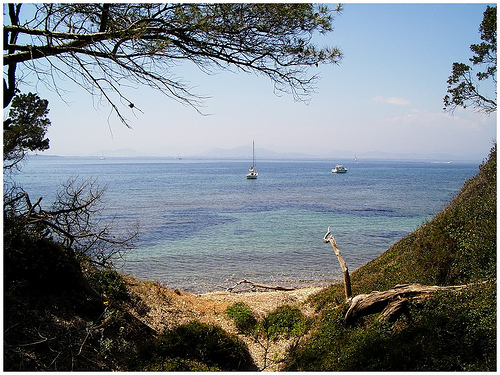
378,298,409,323
323,227,352,301
344,283,468,326
226,279,296,293
322,227,475,326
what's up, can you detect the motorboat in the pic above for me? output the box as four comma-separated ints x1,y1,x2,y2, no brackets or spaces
332,164,348,173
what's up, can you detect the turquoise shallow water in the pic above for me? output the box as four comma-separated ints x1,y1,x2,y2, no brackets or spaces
11,156,479,292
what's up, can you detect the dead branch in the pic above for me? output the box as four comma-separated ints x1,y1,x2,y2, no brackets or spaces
226,279,296,293
323,227,352,301
344,283,469,326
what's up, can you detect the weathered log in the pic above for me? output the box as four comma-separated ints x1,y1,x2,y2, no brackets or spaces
323,227,352,301
226,279,296,293
379,298,409,323
344,283,468,326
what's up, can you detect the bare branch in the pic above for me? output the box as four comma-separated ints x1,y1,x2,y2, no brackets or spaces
4,178,137,267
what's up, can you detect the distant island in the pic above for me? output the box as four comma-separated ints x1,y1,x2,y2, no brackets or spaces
39,146,485,163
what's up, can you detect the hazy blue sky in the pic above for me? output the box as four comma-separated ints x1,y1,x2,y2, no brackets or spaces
19,3,497,160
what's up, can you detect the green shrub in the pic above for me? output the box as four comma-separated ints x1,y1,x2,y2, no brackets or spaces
257,305,311,340
140,357,220,371
132,321,257,371
225,302,257,333
287,279,496,371
87,268,129,301
4,218,86,295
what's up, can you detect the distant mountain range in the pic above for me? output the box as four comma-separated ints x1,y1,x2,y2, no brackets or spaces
44,146,485,163
192,146,312,160
193,146,484,162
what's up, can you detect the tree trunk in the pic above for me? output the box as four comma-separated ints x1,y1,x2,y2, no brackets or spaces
344,283,468,326
323,227,352,301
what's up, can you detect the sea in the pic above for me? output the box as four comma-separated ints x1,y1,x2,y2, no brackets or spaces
8,156,480,293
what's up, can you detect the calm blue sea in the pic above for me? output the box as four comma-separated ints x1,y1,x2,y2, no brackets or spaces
9,156,479,293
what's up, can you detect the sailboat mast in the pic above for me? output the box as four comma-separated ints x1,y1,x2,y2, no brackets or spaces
252,141,255,168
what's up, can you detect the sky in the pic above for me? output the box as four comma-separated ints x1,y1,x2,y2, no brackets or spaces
13,3,497,161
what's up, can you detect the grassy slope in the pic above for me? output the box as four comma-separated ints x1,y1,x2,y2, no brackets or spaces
285,145,496,371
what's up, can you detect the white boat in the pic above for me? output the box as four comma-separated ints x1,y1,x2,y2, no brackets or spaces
332,164,348,173
246,141,258,179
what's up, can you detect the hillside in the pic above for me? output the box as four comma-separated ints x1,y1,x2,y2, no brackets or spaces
4,146,496,371
286,144,496,371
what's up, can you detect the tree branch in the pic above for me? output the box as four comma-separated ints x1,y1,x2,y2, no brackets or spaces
4,4,342,123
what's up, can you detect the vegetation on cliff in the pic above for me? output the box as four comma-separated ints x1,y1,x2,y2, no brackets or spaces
286,145,496,371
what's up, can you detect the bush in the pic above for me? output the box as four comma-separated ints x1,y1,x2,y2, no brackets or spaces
225,302,257,333
138,357,219,371
87,268,130,301
4,217,86,295
257,305,311,340
287,283,496,371
132,321,257,371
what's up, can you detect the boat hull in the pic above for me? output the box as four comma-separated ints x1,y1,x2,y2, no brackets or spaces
331,164,348,173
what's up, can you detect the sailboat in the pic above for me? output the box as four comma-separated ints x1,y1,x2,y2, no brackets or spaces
246,141,258,179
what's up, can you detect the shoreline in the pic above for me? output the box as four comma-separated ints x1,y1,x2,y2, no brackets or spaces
198,279,336,295
122,269,338,295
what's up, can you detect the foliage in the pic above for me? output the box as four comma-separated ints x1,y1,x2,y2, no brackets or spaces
87,268,130,301
131,321,257,371
257,305,312,341
4,183,144,371
225,302,313,370
225,302,257,333
3,215,153,371
138,357,220,371
3,92,51,169
293,145,496,371
4,286,151,371
4,215,88,295
225,301,312,341
444,6,496,113
287,284,496,371
4,3,342,124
